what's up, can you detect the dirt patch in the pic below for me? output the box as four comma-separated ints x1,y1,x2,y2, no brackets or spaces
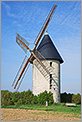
1,108,81,121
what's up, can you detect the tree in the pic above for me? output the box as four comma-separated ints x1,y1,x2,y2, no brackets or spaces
66,93,73,103
32,95,38,104
16,99,23,106
20,90,34,104
1,90,13,106
72,93,81,104
60,92,73,103
60,92,67,103
47,91,54,105
37,91,54,105
11,92,21,105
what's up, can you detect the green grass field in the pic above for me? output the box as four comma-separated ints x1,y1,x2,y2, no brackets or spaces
2,104,81,115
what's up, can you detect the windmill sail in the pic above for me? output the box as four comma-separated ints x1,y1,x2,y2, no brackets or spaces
13,55,33,89
12,56,30,89
15,63,30,91
12,55,27,87
16,33,29,53
31,51,58,87
33,4,57,49
35,50,58,79
13,4,57,90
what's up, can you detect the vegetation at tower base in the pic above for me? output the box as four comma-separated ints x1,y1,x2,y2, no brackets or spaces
72,93,81,104
60,92,73,103
37,91,54,105
1,90,14,106
60,92,81,104
1,90,81,107
1,90,54,106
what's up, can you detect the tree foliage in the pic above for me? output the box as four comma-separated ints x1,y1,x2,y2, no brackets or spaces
20,90,34,104
72,94,81,104
1,90,53,106
61,92,73,103
1,90,81,106
37,91,54,105
1,90,14,106
60,92,81,104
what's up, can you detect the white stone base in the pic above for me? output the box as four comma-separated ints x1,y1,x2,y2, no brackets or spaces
32,60,60,103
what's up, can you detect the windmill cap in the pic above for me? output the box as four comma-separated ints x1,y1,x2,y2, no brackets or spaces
44,31,49,35
37,34,64,64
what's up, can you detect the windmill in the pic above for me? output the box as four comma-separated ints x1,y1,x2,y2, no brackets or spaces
12,4,64,103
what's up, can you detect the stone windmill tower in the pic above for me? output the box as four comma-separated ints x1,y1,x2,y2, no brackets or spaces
12,4,64,103
32,33,63,103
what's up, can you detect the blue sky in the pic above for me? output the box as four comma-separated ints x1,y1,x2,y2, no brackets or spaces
1,1,81,93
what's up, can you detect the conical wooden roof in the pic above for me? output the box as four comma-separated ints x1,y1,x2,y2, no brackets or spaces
37,34,63,63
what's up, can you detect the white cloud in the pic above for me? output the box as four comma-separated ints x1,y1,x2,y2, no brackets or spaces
2,2,17,18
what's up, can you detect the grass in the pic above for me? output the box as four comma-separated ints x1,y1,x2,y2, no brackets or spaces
2,104,81,115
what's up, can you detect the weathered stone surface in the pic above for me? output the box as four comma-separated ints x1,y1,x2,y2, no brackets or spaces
32,60,60,103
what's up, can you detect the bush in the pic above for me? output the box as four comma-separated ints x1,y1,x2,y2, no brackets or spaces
1,90,14,106
32,95,38,104
60,92,67,103
15,99,23,106
72,94,81,104
12,92,21,105
37,91,54,105
1,90,81,106
61,92,73,103
20,90,34,105
47,91,54,105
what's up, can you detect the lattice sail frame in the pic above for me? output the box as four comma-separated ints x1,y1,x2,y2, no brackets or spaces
12,4,57,90
16,33,29,53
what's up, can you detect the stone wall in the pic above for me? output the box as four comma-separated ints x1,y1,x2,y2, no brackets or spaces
32,60,60,103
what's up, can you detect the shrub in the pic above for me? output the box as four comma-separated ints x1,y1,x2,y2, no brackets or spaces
60,92,67,103
72,94,81,104
1,90,13,106
1,90,81,106
20,90,34,104
15,99,23,106
32,95,38,104
11,92,21,105
60,92,73,103
37,91,54,105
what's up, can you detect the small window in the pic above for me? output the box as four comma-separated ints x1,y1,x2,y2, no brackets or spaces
50,74,52,79
50,62,52,67
50,74,52,89
50,84,52,89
